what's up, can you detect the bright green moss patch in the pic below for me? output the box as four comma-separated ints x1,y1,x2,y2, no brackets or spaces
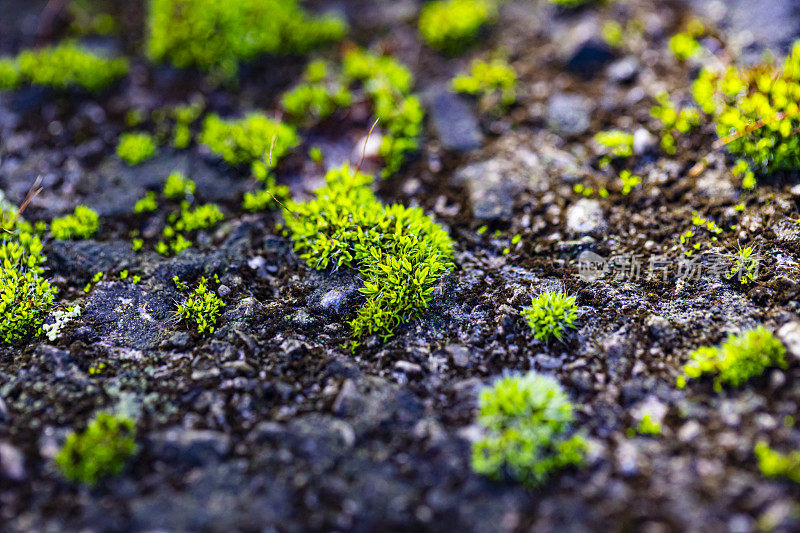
636,414,662,436
595,130,634,160
677,326,786,391
755,441,800,483
0,233,57,344
163,171,196,199
521,291,577,342
0,41,128,92
199,113,299,179
281,60,352,123
472,372,588,487
242,177,289,213
727,245,759,285
175,276,226,334
692,40,800,188
284,163,453,342
56,412,137,485
451,57,517,110
342,49,424,177
418,0,497,53
146,0,347,79
117,132,157,166
51,206,100,240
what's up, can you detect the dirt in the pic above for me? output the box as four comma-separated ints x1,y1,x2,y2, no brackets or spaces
3,0,800,531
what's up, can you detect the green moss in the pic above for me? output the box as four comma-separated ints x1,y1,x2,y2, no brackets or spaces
343,48,424,177
472,372,588,487
0,41,128,92
636,413,662,435
650,91,700,155
117,132,158,166
134,191,158,214
169,98,205,149
55,412,137,485
172,201,223,232
163,171,196,199
418,0,497,53
677,326,786,391
755,441,800,483
451,57,517,110
51,206,99,240
242,177,289,212
199,113,299,178
692,40,800,188
175,276,226,334
281,60,352,123
0,231,57,344
619,170,641,195
521,291,578,342
594,130,634,159
146,0,347,79
284,163,453,342
727,245,758,285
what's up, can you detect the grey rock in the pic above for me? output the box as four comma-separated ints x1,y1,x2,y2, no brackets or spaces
0,441,25,481
428,88,483,152
446,344,470,367
632,128,656,155
566,40,616,78
565,199,605,235
606,57,639,84
308,270,363,316
547,93,591,138
149,428,231,467
48,240,141,281
777,321,800,361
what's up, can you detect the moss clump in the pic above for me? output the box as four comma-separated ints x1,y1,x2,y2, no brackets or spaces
650,91,700,155
50,206,100,240
418,0,497,53
117,133,158,166
162,171,196,199
636,414,662,436
755,441,800,483
595,130,634,160
284,163,453,342
472,372,588,487
242,177,289,213
521,291,577,342
146,0,347,79
175,276,226,334
343,49,424,177
0,231,57,344
199,113,299,179
281,59,352,123
55,412,137,485
451,57,517,110
677,326,786,391
727,245,759,285
0,41,128,92
692,40,800,189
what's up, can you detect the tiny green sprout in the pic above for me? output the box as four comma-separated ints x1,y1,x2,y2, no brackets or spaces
175,276,226,334
418,0,497,53
117,132,157,166
669,33,702,61
131,238,144,251
636,413,662,435
281,60,352,123
162,171,196,199
602,21,623,48
754,441,800,483
56,412,137,485
728,245,759,285
472,372,587,487
678,326,786,391
521,291,578,342
595,130,634,159
51,205,99,240
619,170,641,195
477,225,488,234
451,56,517,110
134,191,158,213
309,146,324,163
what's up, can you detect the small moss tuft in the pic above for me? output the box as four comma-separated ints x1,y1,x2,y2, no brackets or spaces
755,441,800,483
521,291,578,342
418,0,497,53
174,276,226,334
55,412,137,485
51,206,100,240
451,56,517,110
472,372,588,487
678,326,786,391
117,132,158,166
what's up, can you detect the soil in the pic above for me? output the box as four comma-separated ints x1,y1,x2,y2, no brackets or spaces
3,0,800,531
